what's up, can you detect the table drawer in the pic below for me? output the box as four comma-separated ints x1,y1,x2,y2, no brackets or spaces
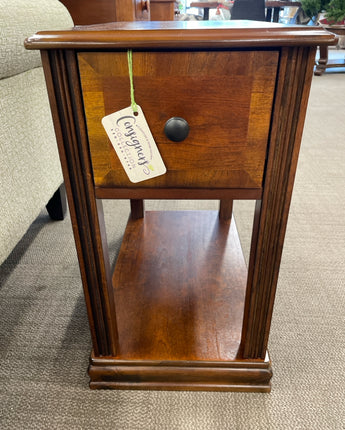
78,50,278,189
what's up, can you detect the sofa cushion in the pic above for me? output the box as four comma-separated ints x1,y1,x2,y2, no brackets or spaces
0,66,63,264
0,0,73,79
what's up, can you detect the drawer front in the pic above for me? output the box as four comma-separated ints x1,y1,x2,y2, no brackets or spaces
78,50,278,189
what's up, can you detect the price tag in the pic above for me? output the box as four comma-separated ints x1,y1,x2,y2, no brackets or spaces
102,105,167,183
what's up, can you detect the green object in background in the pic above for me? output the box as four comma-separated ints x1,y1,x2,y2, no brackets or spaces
300,0,330,19
326,0,345,22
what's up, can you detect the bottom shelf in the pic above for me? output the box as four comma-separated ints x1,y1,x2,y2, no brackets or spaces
89,210,272,391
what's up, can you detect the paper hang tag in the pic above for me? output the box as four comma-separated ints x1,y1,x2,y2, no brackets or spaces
102,106,166,183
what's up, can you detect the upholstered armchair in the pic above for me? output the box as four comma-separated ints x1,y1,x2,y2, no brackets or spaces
0,0,73,265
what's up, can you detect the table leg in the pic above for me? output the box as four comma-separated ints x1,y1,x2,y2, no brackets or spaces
266,8,272,21
314,45,328,76
219,199,233,221
272,6,280,22
203,7,210,19
130,199,145,219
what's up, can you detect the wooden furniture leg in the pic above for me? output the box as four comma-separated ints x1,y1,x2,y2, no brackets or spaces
273,6,280,22
203,7,210,20
240,47,317,358
314,28,345,76
219,199,233,221
41,50,119,357
314,45,328,76
130,199,145,219
266,7,273,21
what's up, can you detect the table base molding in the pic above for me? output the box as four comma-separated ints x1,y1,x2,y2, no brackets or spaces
89,353,272,392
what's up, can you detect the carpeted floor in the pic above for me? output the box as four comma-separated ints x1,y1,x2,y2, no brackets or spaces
1,69,344,429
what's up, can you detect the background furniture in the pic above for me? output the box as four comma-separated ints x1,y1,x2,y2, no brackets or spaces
59,0,119,23
265,1,301,22
231,0,265,20
150,0,177,20
26,21,336,391
0,0,73,265
191,0,301,21
60,0,175,23
315,26,345,75
190,2,223,20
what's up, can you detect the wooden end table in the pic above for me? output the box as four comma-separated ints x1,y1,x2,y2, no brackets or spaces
25,21,336,392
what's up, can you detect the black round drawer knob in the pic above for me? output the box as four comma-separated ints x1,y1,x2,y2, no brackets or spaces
164,117,189,142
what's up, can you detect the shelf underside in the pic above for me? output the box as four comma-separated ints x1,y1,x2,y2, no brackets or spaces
89,211,272,391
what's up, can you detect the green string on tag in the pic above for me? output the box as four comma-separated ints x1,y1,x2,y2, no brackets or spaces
127,49,138,114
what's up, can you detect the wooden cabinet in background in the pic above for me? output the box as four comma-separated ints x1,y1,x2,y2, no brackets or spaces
150,0,176,20
25,21,336,391
59,0,175,23
59,0,150,24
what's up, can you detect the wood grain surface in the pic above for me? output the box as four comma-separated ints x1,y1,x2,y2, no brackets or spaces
79,50,278,189
112,211,246,361
25,21,338,50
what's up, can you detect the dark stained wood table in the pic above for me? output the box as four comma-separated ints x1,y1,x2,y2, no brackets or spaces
26,21,336,392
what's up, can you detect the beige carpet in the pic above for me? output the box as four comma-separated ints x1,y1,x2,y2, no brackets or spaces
0,69,344,429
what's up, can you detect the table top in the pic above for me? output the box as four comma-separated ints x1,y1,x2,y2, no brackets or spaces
25,20,337,50
321,25,345,34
